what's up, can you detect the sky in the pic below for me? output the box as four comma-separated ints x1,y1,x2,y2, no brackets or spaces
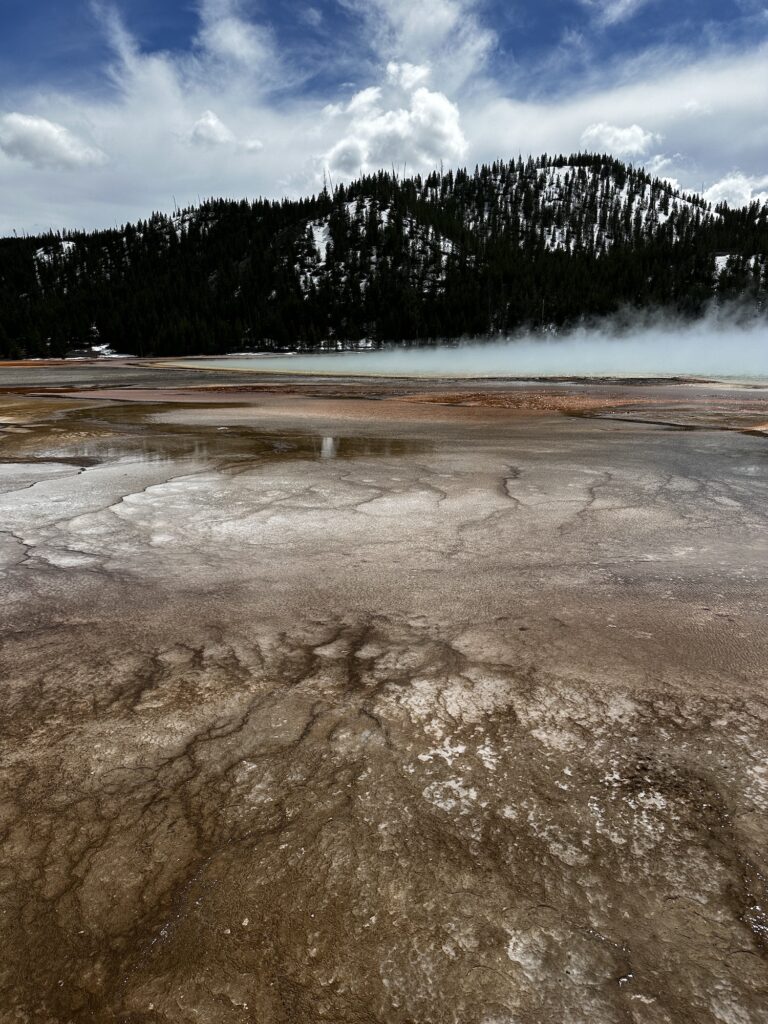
0,0,767,234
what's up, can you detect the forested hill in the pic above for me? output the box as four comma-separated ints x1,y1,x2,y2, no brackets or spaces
1,153,767,359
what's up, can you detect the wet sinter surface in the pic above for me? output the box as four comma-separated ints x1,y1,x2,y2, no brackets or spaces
1,380,767,1024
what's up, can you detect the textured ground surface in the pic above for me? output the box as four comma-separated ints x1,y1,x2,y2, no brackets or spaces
1,367,767,1023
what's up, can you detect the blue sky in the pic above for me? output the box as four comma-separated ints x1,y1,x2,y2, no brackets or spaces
1,0,767,232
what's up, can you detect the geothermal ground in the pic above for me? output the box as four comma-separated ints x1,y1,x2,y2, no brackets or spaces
1,361,767,1024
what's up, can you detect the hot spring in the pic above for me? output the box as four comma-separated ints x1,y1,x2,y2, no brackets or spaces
168,319,768,380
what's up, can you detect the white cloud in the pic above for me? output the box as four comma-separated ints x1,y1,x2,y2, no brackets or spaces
581,121,661,156
190,108,235,146
189,109,262,151
197,17,271,66
467,43,768,202
644,154,681,190
578,0,655,27
406,88,466,162
346,87,383,115
301,7,323,28
341,0,495,91
325,74,467,177
704,172,768,208
196,0,273,66
325,137,368,175
0,113,106,169
387,61,431,90
0,2,766,232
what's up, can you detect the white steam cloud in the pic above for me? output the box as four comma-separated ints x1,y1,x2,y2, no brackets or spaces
203,316,768,378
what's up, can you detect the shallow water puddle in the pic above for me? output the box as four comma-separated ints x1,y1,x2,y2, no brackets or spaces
0,397,432,468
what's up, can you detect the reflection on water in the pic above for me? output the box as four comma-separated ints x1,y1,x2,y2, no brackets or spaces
266,434,430,462
1,402,430,469
314,435,422,460
35,444,183,465
11,433,428,467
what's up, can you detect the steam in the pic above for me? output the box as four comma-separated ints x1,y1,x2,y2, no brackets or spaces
208,311,768,379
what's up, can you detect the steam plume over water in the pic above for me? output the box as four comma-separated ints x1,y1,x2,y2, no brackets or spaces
184,315,768,379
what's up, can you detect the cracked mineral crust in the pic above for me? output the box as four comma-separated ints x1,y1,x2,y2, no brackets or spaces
0,374,767,1024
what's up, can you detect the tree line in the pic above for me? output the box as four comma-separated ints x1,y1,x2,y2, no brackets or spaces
0,153,766,358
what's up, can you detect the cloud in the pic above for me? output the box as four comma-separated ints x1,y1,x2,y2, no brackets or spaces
704,172,768,208
190,109,235,146
387,62,431,90
340,0,495,91
196,0,274,67
189,109,262,151
0,113,106,169
578,0,656,27
0,1,766,232
324,70,467,176
580,121,661,156
346,87,383,115
467,43,768,201
644,154,681,189
301,7,323,28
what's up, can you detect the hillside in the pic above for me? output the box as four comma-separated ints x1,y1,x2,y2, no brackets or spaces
1,153,766,358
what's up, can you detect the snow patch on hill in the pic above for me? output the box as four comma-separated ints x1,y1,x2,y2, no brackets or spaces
35,239,76,265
